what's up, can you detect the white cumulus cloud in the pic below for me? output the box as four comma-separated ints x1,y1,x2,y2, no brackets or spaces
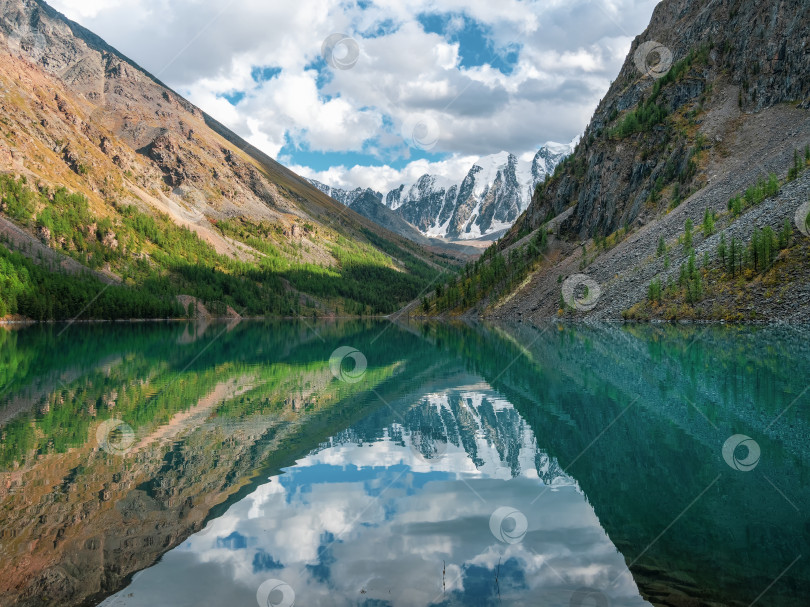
48,0,660,189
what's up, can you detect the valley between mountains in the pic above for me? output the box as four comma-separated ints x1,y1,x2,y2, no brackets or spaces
0,0,808,324
1,2,810,606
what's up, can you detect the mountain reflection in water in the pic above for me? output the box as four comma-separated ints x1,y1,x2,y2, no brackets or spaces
0,320,807,606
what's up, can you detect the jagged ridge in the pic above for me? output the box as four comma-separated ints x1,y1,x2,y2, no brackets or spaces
311,142,574,241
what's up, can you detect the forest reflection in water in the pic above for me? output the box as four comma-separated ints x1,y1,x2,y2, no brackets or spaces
0,320,808,606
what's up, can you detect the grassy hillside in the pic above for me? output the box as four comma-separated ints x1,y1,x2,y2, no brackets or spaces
0,174,443,319
0,1,455,320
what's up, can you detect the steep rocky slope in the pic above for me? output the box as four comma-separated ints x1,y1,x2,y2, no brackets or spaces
0,0,451,319
523,0,809,238
422,0,810,322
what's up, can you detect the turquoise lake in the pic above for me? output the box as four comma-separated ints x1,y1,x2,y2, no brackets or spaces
0,320,808,606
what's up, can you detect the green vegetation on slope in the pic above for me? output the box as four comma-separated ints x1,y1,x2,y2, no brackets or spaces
0,175,441,319
727,174,780,216
626,155,810,321
629,220,804,322
422,225,549,314
424,45,715,316
607,45,710,140
0,244,181,319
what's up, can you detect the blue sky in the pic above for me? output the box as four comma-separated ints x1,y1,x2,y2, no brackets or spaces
50,0,660,192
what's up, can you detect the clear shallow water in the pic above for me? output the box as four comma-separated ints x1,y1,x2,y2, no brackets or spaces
0,320,808,607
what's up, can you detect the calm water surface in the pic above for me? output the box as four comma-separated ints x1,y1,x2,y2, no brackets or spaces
0,320,808,606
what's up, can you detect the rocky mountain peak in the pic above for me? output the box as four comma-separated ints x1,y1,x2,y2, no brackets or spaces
312,142,574,242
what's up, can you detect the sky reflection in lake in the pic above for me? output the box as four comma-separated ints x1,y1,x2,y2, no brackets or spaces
101,383,649,607
2,320,808,607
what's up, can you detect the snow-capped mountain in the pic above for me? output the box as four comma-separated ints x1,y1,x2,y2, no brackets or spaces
309,141,576,241
308,180,438,245
308,181,383,207
317,385,579,486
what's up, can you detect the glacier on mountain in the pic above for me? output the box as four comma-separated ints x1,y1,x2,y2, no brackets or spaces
309,140,576,240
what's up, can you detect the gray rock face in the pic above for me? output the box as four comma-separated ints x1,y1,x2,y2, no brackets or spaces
313,143,574,240
524,0,810,240
308,180,431,244
391,174,455,234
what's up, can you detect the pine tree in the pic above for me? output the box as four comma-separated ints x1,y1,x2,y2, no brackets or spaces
779,218,792,249
766,173,779,197
750,228,761,271
702,208,715,236
728,236,738,276
684,218,694,249
788,149,802,181
648,278,662,303
532,224,549,255
687,248,697,279
761,225,775,271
